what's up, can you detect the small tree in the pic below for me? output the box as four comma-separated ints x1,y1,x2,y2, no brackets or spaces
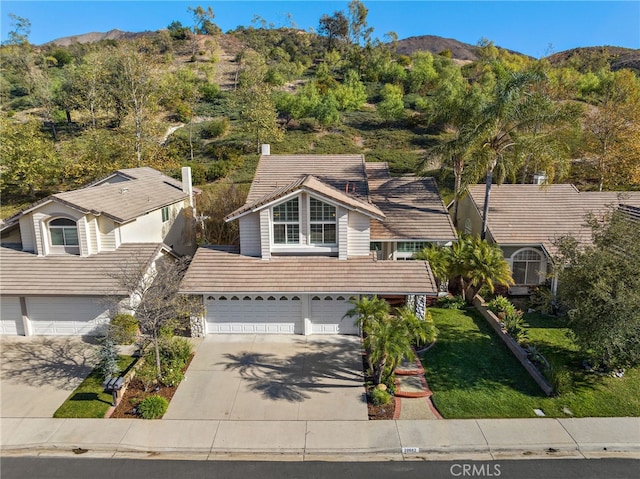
555,207,640,368
110,254,203,380
96,337,120,380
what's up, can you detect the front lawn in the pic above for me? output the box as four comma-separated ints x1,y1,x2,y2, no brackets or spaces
53,355,137,418
421,308,640,418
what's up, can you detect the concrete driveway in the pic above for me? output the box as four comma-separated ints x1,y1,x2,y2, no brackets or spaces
0,336,98,418
164,335,368,421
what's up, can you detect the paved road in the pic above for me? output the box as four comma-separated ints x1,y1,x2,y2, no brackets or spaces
1,457,639,479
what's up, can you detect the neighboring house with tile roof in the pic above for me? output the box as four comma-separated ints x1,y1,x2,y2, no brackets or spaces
0,167,198,336
180,151,456,336
453,184,640,294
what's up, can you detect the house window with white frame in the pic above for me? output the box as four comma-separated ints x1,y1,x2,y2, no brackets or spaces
511,248,545,285
273,197,300,244
49,218,79,247
309,197,336,244
397,241,430,253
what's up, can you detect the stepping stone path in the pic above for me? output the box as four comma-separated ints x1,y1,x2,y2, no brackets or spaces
393,357,442,420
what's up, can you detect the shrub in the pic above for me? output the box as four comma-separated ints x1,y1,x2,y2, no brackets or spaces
503,308,528,345
201,118,229,139
109,314,138,344
200,83,221,101
528,286,555,315
160,337,193,364
547,366,573,396
487,295,512,314
96,338,120,380
370,388,391,406
135,360,159,392
137,395,168,419
437,295,465,309
160,359,185,387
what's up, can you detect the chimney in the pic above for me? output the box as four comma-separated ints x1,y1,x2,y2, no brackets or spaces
533,172,547,185
261,144,271,156
181,166,194,207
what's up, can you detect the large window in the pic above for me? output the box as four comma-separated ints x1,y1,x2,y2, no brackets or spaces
273,198,300,244
309,198,336,244
397,241,430,253
511,248,544,285
49,218,79,246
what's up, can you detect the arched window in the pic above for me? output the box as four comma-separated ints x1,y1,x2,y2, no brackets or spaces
49,218,78,247
511,248,545,285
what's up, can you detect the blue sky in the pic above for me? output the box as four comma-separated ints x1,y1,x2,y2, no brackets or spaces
1,1,638,58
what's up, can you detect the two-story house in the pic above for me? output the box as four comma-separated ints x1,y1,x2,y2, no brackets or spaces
180,152,456,336
0,167,197,336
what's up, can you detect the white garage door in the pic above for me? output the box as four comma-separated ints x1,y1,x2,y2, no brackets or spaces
311,296,359,335
1,297,24,335
206,295,303,334
28,296,109,336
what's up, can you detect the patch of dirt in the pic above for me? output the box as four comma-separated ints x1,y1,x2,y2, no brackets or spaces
367,394,396,420
109,354,193,419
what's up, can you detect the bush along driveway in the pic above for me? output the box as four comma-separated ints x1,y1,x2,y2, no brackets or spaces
420,307,640,418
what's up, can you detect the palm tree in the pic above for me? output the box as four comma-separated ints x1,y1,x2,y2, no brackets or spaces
416,235,514,304
460,236,514,302
347,296,426,385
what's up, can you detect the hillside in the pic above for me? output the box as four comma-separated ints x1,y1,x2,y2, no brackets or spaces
45,29,148,46
546,46,640,73
394,35,479,61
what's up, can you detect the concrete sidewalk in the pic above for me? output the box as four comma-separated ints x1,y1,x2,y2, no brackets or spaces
1,417,638,461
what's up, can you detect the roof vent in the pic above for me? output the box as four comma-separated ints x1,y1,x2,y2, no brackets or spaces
120,188,129,194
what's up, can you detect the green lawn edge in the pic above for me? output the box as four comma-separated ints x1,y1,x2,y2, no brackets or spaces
421,307,640,419
53,355,137,419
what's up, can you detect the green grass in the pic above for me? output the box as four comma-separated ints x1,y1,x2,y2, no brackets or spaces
53,356,137,418
422,308,640,418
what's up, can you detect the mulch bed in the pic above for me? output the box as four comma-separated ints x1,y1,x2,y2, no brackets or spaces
109,354,193,419
367,396,395,420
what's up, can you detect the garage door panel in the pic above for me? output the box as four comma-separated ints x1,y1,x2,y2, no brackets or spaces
311,296,358,335
206,295,302,334
1,297,24,335
28,297,109,336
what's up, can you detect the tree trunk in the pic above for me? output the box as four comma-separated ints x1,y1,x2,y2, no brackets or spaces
153,331,162,381
481,163,496,240
452,156,463,228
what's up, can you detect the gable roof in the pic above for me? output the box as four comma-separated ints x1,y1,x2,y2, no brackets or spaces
464,184,640,256
0,243,165,296
180,247,437,295
226,175,385,221
367,164,457,242
2,167,194,228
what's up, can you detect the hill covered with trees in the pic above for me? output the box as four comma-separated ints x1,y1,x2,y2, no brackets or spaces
2,1,639,244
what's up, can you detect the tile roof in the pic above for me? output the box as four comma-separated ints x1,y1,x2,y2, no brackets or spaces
246,154,370,204
180,247,437,295
368,171,457,242
465,184,640,256
0,243,164,296
2,167,192,227
53,167,190,223
227,175,385,221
